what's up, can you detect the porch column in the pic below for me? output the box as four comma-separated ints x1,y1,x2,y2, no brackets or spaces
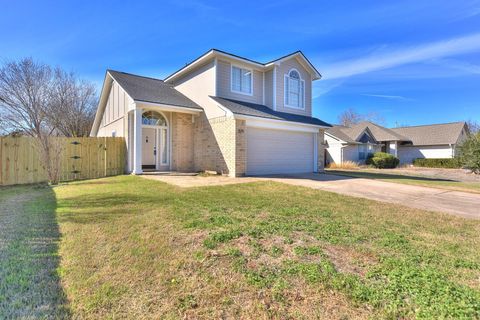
132,108,143,174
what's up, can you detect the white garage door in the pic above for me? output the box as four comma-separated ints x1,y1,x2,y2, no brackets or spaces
246,127,315,175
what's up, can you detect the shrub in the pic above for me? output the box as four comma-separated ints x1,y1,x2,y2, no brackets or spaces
327,161,359,169
366,152,399,169
457,132,480,174
413,158,461,169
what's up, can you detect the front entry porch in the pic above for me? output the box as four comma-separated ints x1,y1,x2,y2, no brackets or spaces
128,105,199,175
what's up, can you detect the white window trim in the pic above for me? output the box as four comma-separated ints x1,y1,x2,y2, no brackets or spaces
230,65,253,96
284,68,305,110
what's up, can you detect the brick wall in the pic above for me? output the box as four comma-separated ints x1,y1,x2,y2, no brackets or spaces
235,119,246,176
171,113,194,172
317,129,325,172
193,114,232,175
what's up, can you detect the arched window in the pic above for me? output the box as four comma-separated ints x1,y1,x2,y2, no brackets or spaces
284,69,305,109
142,111,167,126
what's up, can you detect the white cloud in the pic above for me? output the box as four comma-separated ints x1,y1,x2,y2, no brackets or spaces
361,94,413,101
322,33,480,79
430,58,480,75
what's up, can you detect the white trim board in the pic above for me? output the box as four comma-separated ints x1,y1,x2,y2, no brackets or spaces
133,100,202,114
238,115,324,133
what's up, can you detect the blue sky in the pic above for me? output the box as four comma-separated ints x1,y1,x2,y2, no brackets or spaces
1,0,479,127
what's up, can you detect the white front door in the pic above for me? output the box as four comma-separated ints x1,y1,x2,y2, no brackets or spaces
142,127,156,168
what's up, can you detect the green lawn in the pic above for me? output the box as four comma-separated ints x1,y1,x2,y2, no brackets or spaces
1,176,480,319
0,185,69,318
327,169,480,194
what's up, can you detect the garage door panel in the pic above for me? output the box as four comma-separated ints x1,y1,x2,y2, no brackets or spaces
246,127,314,175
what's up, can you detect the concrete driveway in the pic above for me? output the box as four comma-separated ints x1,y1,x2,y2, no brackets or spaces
141,173,480,219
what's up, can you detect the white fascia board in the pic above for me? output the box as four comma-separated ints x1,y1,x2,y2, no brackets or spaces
265,52,321,80
236,114,325,133
90,73,112,136
134,100,202,114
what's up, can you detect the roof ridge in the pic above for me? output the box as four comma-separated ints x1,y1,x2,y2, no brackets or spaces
391,121,466,129
108,69,166,83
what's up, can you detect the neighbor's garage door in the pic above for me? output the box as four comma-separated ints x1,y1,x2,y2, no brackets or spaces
246,127,315,175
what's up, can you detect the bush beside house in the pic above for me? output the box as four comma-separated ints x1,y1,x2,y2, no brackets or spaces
457,132,480,174
366,152,399,169
413,158,461,169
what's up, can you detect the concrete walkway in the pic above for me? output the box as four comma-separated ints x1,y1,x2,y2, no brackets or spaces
141,173,480,219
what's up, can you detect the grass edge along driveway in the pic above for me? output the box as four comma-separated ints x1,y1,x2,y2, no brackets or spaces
327,169,480,194
1,175,480,319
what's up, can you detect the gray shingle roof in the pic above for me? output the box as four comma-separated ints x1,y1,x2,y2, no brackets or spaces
108,70,202,110
391,122,466,145
348,121,409,142
210,96,331,127
327,121,408,143
326,125,358,143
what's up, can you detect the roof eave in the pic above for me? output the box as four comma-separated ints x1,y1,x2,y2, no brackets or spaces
234,113,330,129
90,72,114,136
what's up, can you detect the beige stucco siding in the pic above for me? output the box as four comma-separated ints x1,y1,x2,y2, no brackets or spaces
173,61,227,119
216,59,263,105
274,58,312,116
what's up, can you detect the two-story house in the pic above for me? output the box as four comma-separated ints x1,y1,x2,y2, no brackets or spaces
90,49,331,176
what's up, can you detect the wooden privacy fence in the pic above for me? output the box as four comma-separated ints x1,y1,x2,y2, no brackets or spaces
0,136,126,186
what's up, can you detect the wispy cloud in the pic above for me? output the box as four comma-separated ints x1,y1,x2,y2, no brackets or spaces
429,58,480,75
361,94,413,101
312,80,345,99
322,32,480,80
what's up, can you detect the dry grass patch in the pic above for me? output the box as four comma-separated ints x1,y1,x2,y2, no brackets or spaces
327,161,359,169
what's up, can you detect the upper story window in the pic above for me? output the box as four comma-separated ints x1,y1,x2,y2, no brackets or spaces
231,66,252,95
284,69,305,109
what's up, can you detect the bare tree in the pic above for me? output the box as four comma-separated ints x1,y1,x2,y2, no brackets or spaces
47,69,97,137
0,58,53,135
466,119,480,134
0,58,97,183
0,58,64,183
338,108,385,126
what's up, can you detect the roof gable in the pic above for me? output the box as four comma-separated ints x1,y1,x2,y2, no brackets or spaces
90,70,202,136
108,70,201,109
164,49,321,83
326,121,409,144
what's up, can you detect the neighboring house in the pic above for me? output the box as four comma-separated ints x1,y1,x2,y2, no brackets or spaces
90,49,331,176
325,121,468,165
